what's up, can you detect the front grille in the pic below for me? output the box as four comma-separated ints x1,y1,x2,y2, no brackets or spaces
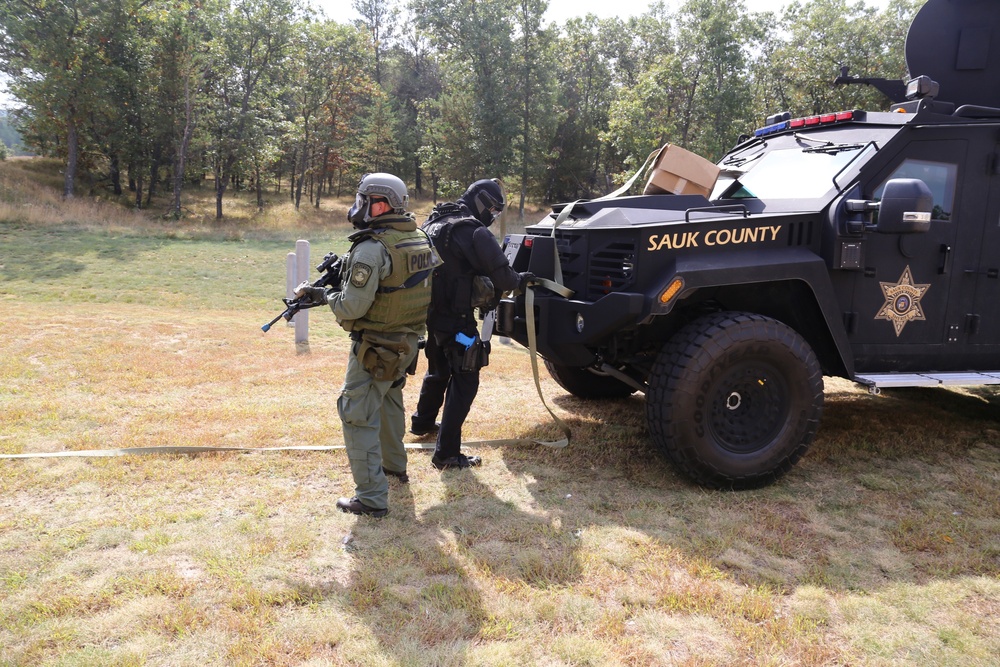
554,231,637,300
589,242,637,299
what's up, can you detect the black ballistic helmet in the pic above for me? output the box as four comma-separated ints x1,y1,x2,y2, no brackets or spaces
459,178,505,227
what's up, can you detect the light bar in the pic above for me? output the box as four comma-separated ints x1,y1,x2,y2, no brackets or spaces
753,120,789,137
753,110,863,138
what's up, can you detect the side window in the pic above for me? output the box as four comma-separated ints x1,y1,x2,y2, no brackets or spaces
874,159,958,221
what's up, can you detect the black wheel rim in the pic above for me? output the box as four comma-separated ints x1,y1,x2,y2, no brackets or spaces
707,360,789,454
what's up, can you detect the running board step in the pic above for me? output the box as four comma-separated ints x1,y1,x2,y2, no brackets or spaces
855,371,1000,391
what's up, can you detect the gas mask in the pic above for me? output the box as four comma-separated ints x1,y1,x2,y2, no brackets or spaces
347,193,372,228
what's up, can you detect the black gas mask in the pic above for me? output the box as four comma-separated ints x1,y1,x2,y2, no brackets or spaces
347,192,372,229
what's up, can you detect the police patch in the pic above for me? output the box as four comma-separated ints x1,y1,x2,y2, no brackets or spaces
350,262,373,288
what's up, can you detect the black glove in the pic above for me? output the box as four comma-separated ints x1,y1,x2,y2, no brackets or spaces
517,271,536,292
294,282,328,306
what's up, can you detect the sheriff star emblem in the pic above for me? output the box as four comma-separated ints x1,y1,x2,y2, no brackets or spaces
875,266,930,337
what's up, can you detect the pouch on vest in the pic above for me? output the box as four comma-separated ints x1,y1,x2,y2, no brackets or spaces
357,331,413,381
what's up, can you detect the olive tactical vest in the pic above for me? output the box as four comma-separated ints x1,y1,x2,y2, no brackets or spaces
345,218,440,334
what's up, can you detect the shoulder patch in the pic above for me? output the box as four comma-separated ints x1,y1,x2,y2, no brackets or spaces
350,262,374,288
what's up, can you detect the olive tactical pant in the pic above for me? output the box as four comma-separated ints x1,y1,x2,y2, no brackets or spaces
337,333,420,509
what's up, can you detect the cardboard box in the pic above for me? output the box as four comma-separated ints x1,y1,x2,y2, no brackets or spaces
643,143,721,197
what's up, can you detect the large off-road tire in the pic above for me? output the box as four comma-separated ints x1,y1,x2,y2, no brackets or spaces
544,360,636,399
646,311,824,489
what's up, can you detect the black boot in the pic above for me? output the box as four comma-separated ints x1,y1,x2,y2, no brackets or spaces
410,421,440,437
431,453,482,470
382,467,409,483
336,496,388,517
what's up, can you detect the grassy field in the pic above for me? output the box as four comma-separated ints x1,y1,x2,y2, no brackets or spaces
1,158,999,666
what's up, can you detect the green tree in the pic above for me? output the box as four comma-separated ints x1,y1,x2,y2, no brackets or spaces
413,0,519,178
354,90,399,174
510,0,556,219
314,21,372,201
598,3,675,90
353,0,398,86
546,16,622,200
157,1,215,217
770,0,903,116
203,0,296,218
0,111,22,154
384,15,441,194
0,0,126,197
604,0,758,176
290,19,350,210
673,0,758,160
601,7,678,177
415,88,479,200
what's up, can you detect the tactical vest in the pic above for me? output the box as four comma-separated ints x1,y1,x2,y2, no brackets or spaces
343,217,440,334
422,207,485,333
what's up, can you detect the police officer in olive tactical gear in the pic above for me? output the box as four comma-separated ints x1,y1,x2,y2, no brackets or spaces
411,178,533,470
299,173,439,517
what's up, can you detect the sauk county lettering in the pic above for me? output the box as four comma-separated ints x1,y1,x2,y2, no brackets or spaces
647,225,781,251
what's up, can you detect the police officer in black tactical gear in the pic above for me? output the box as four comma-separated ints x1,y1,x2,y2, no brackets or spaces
411,178,533,470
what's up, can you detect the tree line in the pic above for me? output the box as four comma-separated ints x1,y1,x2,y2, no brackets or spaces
0,0,923,219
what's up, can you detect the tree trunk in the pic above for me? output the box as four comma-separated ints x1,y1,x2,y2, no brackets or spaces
294,120,310,210
135,172,144,209
110,154,122,196
146,144,162,207
215,162,225,219
173,78,196,218
314,146,328,209
63,114,78,198
519,108,528,221
255,163,263,210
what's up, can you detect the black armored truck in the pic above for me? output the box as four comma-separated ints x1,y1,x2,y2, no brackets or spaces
497,0,1000,488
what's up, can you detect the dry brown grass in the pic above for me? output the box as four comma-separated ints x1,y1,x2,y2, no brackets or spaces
1,158,999,666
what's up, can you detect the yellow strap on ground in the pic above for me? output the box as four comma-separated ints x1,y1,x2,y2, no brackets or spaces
0,444,437,459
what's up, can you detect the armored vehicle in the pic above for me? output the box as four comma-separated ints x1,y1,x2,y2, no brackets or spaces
496,0,1000,488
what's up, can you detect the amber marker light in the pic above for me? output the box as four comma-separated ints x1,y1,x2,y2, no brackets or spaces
659,277,685,305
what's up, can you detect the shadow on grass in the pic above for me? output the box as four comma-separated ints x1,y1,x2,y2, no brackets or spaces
290,381,1000,661
505,382,1000,592
322,464,586,662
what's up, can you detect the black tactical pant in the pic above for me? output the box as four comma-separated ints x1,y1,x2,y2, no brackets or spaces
412,331,480,460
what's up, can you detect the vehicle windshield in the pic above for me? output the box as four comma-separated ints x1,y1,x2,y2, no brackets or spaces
711,141,874,201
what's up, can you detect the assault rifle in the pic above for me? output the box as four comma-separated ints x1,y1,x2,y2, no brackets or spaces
261,251,343,332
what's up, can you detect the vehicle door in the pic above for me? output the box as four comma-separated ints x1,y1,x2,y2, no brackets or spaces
967,136,1000,358
848,136,968,371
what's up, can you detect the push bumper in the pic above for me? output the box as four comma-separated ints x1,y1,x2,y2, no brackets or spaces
495,290,647,367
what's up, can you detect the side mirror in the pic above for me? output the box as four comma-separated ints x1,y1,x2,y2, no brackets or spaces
877,178,933,233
